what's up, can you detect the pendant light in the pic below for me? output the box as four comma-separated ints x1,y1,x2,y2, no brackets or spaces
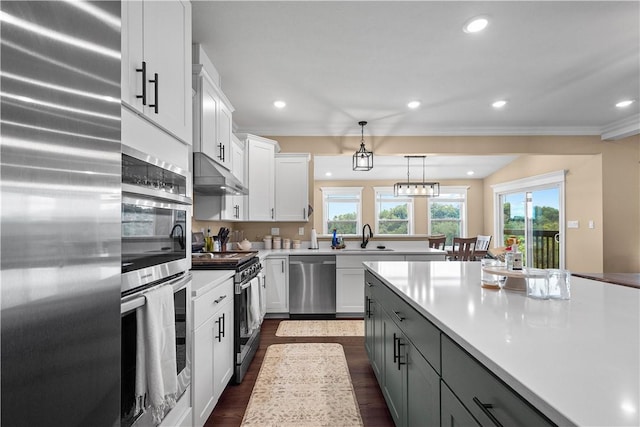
352,121,373,171
393,156,440,197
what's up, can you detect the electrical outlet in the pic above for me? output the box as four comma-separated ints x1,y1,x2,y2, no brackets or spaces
299,227,305,236
567,220,579,229
271,227,280,236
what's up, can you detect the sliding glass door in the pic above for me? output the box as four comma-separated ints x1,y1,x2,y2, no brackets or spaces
494,171,565,269
501,189,560,268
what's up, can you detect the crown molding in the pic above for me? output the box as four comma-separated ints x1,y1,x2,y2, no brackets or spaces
600,114,640,141
235,124,603,137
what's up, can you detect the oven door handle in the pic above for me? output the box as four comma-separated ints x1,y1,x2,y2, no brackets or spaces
240,281,254,290
121,272,191,314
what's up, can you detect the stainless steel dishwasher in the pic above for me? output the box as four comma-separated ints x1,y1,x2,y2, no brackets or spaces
289,255,336,317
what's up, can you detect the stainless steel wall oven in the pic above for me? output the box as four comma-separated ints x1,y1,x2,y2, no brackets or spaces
121,145,191,294
120,273,192,427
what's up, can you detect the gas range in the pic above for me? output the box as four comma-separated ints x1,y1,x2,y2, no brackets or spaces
191,251,261,283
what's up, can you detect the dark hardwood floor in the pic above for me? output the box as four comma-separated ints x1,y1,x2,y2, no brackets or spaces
205,318,394,427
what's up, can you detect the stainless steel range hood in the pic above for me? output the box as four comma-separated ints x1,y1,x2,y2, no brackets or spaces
193,152,249,195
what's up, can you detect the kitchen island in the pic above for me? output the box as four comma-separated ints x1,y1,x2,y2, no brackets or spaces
364,260,639,427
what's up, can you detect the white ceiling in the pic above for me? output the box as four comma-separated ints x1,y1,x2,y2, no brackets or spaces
192,1,640,139
314,154,518,181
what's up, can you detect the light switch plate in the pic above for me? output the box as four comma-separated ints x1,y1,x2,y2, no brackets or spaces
271,227,280,236
567,220,579,229
299,227,305,235
588,220,595,229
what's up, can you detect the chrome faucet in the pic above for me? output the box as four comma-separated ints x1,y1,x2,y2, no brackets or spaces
361,223,373,248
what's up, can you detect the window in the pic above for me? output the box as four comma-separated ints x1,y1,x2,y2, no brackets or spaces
321,187,362,235
374,187,413,235
428,186,468,245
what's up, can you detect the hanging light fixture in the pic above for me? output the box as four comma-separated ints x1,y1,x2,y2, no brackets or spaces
352,121,373,171
393,155,440,197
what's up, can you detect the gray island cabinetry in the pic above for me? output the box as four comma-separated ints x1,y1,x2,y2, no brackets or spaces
364,260,640,427
365,267,556,427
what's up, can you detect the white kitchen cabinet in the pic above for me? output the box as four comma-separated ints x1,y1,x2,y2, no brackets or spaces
192,278,234,427
239,134,279,221
335,254,404,315
223,136,246,220
121,0,191,144
265,256,288,313
336,268,365,313
192,64,234,171
275,154,310,221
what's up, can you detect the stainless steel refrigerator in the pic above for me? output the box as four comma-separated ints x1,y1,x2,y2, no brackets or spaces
1,2,121,425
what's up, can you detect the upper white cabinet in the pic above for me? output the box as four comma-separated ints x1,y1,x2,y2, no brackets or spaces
121,0,192,144
275,154,310,222
192,45,234,170
238,134,279,221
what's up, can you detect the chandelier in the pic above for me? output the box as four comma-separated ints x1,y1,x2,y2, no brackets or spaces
393,156,440,197
352,121,373,171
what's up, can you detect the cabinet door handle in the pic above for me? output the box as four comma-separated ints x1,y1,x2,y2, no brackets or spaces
271,208,274,219
281,260,284,273
393,333,399,363
397,340,406,370
148,72,158,113
366,281,373,287
393,311,405,322
136,61,147,105
214,294,227,304
473,397,504,427
366,297,373,318
214,318,221,342
220,312,225,339
222,144,225,162
303,207,306,219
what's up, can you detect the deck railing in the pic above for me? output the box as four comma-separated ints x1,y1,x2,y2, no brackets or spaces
503,229,559,269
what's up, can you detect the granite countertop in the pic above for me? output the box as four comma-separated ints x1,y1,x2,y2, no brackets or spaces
364,260,639,427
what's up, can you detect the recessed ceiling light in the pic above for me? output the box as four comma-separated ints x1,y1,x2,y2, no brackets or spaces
407,101,421,109
325,172,332,177
467,170,475,176
616,100,635,108
463,16,489,33
273,100,286,109
492,100,507,108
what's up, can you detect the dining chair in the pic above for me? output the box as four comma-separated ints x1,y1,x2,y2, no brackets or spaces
473,235,492,260
428,236,446,250
449,237,477,261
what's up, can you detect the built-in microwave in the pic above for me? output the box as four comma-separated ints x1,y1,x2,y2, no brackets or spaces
121,145,192,294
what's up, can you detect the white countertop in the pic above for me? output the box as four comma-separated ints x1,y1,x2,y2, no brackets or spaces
364,261,640,427
190,270,235,297
256,245,446,257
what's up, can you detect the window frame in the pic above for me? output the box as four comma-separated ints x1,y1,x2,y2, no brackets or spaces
427,186,469,240
320,187,363,236
374,187,414,235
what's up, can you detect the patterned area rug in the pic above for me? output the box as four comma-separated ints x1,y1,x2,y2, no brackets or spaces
275,320,364,337
241,343,364,426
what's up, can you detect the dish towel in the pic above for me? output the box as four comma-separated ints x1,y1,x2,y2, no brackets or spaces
247,277,261,330
135,285,178,425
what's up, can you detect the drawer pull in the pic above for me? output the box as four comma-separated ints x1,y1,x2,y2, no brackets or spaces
473,397,504,427
366,281,373,287
214,295,227,304
393,333,399,363
393,311,405,322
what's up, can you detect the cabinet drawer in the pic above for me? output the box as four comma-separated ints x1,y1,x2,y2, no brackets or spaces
441,335,555,427
373,276,441,375
193,280,234,329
